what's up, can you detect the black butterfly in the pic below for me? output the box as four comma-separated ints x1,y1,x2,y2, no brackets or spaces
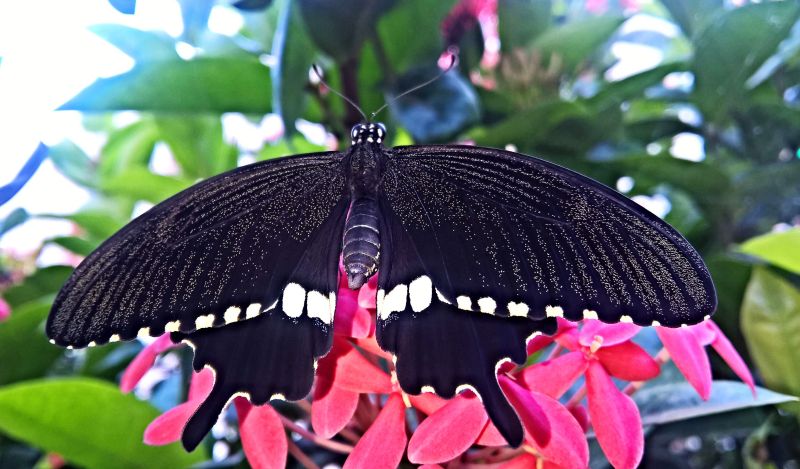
47,121,716,450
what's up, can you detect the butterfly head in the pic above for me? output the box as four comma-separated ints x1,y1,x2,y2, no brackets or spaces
351,123,386,146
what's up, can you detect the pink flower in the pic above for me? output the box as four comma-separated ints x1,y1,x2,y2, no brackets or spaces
657,320,755,399
441,0,500,68
0,296,10,322
519,320,657,469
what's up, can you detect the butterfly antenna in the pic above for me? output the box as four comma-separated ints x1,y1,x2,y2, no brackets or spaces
311,64,368,122
370,54,457,120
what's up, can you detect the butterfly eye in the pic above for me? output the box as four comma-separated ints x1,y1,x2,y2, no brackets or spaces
351,126,360,140
376,123,387,138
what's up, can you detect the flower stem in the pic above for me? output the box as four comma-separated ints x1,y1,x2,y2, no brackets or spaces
287,439,321,469
279,415,355,454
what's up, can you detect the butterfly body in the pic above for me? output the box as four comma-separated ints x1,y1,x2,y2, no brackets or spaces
342,123,388,288
47,121,715,450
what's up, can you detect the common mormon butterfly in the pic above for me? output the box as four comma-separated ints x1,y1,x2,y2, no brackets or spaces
46,65,716,450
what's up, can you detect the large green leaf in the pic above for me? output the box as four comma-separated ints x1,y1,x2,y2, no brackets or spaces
659,0,722,37
60,58,271,113
531,15,624,72
2,266,73,308
298,0,396,62
271,0,317,135
740,229,800,275
588,62,688,112
155,115,238,178
47,236,97,257
99,168,194,204
0,303,62,386
0,379,204,468
692,1,800,119
97,120,158,180
48,140,97,189
498,0,552,51
89,24,177,61
635,381,797,426
741,267,800,399
376,0,457,73
469,99,590,147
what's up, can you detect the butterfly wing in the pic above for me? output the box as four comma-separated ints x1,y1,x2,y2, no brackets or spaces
380,144,716,327
375,144,715,446
47,152,349,449
48,151,348,347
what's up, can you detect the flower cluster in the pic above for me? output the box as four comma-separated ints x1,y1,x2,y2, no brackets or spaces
121,268,754,469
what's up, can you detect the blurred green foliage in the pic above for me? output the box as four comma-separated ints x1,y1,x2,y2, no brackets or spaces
1,0,800,467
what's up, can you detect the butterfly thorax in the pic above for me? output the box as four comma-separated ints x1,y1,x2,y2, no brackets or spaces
342,123,387,289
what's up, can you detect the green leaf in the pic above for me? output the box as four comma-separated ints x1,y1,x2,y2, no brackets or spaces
48,236,97,257
741,266,800,399
48,140,97,188
0,208,29,237
98,120,158,179
740,229,800,275
625,117,698,143
498,0,552,51
376,0,457,73
89,24,177,61
99,168,193,204
0,302,62,386
2,266,73,308
469,99,590,148
155,115,238,178
60,58,271,113
298,0,396,62
389,67,480,143
54,209,127,240
531,15,624,72
635,380,797,426
692,1,800,119
271,0,316,135
588,62,688,112
659,0,722,37
0,378,204,469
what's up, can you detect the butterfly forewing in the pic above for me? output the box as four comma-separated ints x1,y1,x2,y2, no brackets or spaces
380,144,716,327
47,151,348,347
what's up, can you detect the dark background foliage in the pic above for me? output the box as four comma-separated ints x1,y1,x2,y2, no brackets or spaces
1,0,799,467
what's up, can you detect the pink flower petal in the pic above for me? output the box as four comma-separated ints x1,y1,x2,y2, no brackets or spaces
519,351,587,399
706,321,756,395
657,326,712,399
596,341,660,381
120,334,176,393
144,400,203,445
408,393,488,464
498,453,539,469
554,328,580,351
352,336,392,360
692,321,717,346
408,393,449,415
144,369,214,446
334,293,375,338
586,361,643,469
526,334,555,355
235,398,288,469
358,275,378,309
311,376,360,439
188,368,215,401
0,296,10,322
499,376,589,468
475,420,507,447
579,320,641,347
344,393,407,469
570,404,590,433
419,466,444,469
317,337,391,393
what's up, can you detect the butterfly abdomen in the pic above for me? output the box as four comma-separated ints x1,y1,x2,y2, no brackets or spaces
343,197,380,289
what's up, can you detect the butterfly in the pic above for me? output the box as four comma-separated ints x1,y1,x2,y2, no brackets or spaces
46,119,716,450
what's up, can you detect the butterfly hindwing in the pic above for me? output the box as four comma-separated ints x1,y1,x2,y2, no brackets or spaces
47,152,348,347
380,145,716,327
376,197,557,446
